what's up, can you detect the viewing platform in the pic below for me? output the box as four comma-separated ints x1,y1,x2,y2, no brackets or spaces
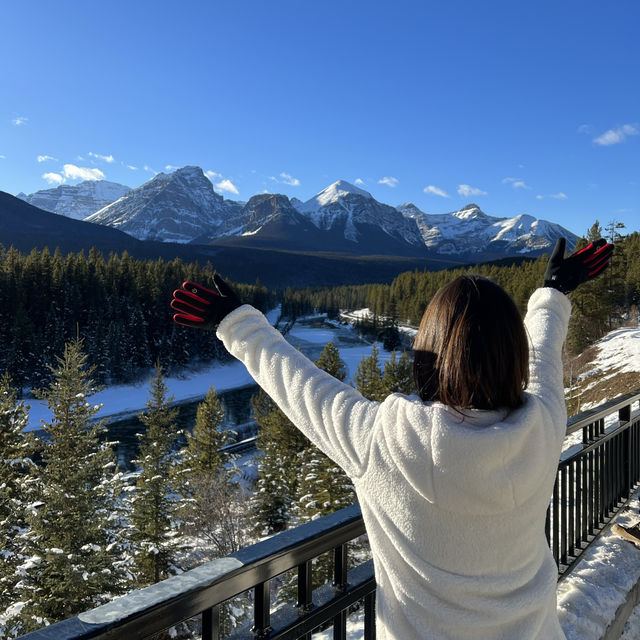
17,390,640,640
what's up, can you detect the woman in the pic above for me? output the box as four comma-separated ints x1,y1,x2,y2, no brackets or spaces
171,238,613,640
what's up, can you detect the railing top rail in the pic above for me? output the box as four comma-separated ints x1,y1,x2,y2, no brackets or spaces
18,505,365,640
566,389,640,435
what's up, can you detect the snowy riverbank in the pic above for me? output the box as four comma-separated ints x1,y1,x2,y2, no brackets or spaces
25,308,397,432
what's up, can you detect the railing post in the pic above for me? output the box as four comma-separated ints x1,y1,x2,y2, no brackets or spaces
297,560,313,640
202,605,219,640
253,581,272,638
333,544,348,640
621,404,633,499
364,590,376,640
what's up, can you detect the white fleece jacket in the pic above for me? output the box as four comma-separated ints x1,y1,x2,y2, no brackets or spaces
217,287,571,640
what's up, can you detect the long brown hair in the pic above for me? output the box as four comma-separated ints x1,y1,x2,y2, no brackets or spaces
413,275,528,410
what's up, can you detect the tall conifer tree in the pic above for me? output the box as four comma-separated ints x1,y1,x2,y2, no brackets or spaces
13,341,129,633
129,363,180,586
251,389,309,535
354,343,387,401
0,374,37,638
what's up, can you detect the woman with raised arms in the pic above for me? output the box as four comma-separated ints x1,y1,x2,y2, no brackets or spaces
170,237,613,640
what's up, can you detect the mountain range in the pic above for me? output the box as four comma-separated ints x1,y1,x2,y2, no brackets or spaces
16,166,579,260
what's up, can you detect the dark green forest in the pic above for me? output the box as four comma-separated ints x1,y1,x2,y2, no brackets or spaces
0,245,273,392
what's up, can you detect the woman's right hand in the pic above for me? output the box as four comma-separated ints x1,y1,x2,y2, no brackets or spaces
171,275,241,330
543,237,614,294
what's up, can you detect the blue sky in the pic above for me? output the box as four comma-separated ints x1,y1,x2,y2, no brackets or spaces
1,0,638,236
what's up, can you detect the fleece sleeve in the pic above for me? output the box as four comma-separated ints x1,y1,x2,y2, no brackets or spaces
216,305,380,478
523,287,572,416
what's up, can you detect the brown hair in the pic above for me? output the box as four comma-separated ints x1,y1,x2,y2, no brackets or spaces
413,275,528,410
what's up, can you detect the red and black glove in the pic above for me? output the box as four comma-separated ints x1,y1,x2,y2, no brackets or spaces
543,237,614,294
171,275,242,330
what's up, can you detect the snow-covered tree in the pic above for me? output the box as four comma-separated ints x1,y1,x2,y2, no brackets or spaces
173,385,249,554
11,341,130,634
293,342,356,585
0,374,38,638
251,389,309,535
129,363,180,586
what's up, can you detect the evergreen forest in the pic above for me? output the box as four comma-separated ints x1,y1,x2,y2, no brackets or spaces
0,245,274,392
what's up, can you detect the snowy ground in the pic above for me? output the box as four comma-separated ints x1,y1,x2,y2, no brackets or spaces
582,327,640,387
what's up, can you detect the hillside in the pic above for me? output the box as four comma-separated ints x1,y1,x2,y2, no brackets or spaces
565,320,640,414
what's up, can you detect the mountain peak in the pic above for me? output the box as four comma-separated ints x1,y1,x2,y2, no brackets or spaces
300,180,373,212
453,203,487,220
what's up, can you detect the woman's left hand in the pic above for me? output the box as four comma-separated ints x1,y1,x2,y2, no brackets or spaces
171,275,241,330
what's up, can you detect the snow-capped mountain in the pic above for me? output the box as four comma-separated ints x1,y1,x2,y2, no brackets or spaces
17,180,131,220
213,182,429,256
397,202,578,256
297,181,425,249
85,166,242,243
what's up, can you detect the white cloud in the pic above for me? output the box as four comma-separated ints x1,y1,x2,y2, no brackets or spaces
502,177,531,190
37,155,57,163
536,192,568,200
280,172,300,186
354,178,365,185
378,176,399,188
88,152,115,163
126,164,138,171
578,124,593,135
423,185,450,198
0,155,6,160
215,179,239,195
42,172,65,185
205,170,222,181
144,165,158,174
594,124,639,146
457,184,487,197
62,164,105,181
12,116,28,126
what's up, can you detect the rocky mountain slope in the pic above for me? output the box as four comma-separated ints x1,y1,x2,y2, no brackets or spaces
397,202,578,256
18,180,131,220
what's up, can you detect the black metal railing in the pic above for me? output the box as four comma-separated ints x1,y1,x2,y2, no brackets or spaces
18,390,640,640
549,390,640,579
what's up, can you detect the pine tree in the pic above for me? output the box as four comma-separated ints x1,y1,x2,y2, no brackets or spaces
295,342,353,525
0,374,37,638
354,343,387,401
293,342,356,586
13,341,129,634
383,350,414,395
173,386,248,554
251,389,309,535
173,386,250,638
129,363,180,586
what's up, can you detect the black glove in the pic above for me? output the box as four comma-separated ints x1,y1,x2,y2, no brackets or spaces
543,237,614,294
171,275,242,330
